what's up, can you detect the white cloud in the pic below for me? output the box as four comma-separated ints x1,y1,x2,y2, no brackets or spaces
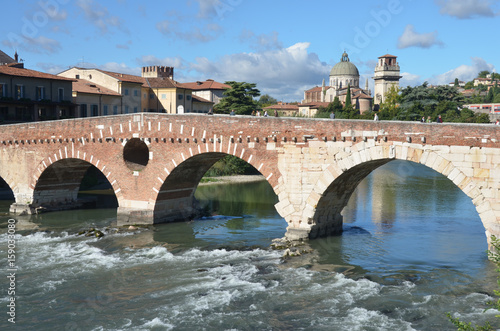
3,35,61,54
194,0,242,19
398,25,443,49
37,62,70,75
436,0,499,19
428,57,496,85
239,30,283,51
98,62,141,75
156,20,222,42
400,72,422,87
76,0,125,34
189,42,331,101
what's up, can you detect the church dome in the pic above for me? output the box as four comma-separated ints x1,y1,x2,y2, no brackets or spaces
330,52,359,77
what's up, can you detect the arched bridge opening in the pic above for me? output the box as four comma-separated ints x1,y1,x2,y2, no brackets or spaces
310,159,392,238
309,159,486,269
0,176,14,201
33,158,118,213
153,152,275,224
154,152,228,222
309,158,487,249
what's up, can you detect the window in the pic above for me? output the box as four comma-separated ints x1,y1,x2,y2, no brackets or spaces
133,107,138,113
125,106,129,113
103,105,108,116
75,74,80,79
134,89,139,97
149,94,154,99
58,88,64,102
113,105,118,115
91,105,98,116
36,86,45,101
80,104,87,117
124,89,129,96
178,94,183,100
0,83,7,98
161,94,167,99
15,85,24,100
143,93,147,99
186,95,191,101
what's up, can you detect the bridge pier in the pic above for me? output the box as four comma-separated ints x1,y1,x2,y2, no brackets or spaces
284,213,344,240
116,196,202,226
9,203,34,215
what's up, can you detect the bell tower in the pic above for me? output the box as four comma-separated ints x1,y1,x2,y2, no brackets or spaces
373,54,401,109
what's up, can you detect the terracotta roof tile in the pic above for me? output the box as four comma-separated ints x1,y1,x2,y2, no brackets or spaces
263,103,299,110
300,102,331,108
145,77,179,88
191,95,213,104
73,79,121,96
182,79,231,90
0,65,75,81
96,69,146,84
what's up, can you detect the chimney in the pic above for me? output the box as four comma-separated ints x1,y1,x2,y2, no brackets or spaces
14,51,18,62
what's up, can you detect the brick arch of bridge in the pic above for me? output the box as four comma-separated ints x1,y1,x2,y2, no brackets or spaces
30,155,124,210
301,143,497,249
149,145,280,222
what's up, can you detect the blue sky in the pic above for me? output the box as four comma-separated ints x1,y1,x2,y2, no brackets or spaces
1,0,499,101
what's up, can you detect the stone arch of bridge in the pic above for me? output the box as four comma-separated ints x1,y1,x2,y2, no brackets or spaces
31,156,123,211
301,144,492,247
152,150,277,222
0,173,15,200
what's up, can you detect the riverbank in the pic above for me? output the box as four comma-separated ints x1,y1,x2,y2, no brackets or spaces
199,174,266,185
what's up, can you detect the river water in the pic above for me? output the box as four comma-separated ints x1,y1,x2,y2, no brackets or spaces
1,160,499,330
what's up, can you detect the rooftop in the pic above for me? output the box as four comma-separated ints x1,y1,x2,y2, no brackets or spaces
182,79,231,90
0,65,75,81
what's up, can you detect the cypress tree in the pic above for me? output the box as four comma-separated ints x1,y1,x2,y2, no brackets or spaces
344,84,351,110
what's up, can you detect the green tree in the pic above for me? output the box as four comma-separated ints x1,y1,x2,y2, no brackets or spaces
344,84,352,110
478,70,490,78
203,155,256,177
329,96,343,113
315,97,343,118
455,78,459,87
465,81,474,89
214,81,261,115
485,88,494,103
379,85,400,120
258,94,278,107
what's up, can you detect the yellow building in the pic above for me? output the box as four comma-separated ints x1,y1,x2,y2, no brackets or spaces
58,65,195,115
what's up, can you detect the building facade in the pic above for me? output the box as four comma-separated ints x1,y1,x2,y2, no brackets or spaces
373,54,402,108
0,65,76,123
303,52,373,115
58,65,195,115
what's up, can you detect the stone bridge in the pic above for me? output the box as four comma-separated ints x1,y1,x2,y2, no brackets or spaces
1,113,500,248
